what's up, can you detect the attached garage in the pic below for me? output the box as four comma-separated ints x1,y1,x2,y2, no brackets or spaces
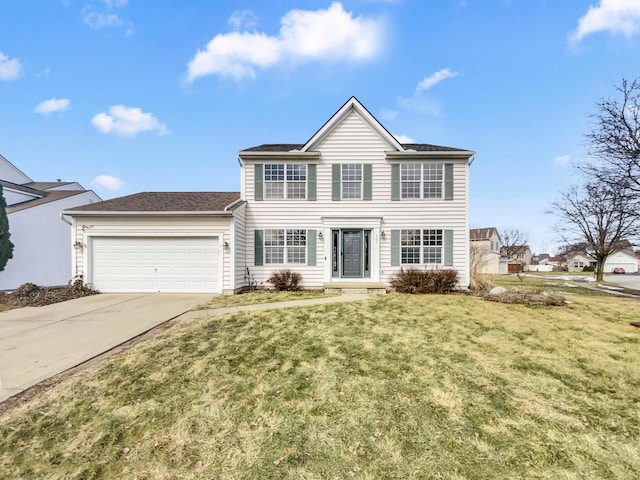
90,236,220,293
63,192,245,294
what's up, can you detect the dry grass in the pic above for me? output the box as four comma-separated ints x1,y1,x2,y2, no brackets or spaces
195,290,337,309
1,291,639,479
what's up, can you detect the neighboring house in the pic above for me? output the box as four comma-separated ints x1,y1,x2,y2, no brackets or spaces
564,241,638,273
501,245,532,272
469,227,506,274
64,97,474,293
529,253,555,272
0,154,101,290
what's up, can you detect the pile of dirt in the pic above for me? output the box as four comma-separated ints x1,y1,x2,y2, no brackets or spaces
0,281,99,308
482,288,567,307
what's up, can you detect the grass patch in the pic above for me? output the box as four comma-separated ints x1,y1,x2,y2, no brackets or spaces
195,290,337,310
1,293,639,478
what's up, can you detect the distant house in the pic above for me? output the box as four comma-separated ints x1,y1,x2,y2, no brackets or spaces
0,154,101,290
529,253,556,272
469,227,507,274
563,240,638,273
501,245,532,272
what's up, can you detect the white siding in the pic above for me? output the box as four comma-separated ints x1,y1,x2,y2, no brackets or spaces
0,191,100,290
70,215,235,293
232,203,247,292
243,108,470,288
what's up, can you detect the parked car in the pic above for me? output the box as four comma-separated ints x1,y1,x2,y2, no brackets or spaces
612,267,626,274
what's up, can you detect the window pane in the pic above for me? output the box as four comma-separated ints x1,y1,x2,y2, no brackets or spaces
286,229,306,246
341,164,362,199
402,247,420,264
286,164,306,181
265,229,284,246
265,248,284,264
401,164,421,181
264,164,284,181
401,229,421,246
287,182,306,199
423,163,443,198
265,182,284,199
287,247,306,264
423,246,442,264
402,182,420,198
423,229,443,246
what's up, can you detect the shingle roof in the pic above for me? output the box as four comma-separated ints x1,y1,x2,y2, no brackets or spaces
7,190,87,214
0,179,45,196
241,143,467,153
23,181,76,190
470,227,499,241
66,192,241,213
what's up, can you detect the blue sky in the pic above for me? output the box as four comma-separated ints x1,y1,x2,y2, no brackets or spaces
1,0,640,253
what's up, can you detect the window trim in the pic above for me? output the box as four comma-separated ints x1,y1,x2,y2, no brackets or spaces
341,163,363,200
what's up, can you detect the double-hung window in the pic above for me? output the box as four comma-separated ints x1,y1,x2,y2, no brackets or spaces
401,228,443,264
400,163,443,199
264,229,306,264
341,164,362,199
264,164,306,199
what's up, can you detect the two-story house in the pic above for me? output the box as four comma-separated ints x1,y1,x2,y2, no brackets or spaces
469,227,506,274
1,154,101,290
64,97,474,293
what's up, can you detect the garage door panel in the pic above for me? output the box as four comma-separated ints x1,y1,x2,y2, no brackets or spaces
91,236,219,293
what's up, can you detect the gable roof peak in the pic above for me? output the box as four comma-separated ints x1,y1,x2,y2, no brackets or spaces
300,96,404,153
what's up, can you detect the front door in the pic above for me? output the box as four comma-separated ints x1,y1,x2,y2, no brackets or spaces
342,230,362,277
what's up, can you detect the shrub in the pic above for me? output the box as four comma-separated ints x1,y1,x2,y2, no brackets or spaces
582,265,595,272
268,270,302,291
470,272,494,293
391,268,459,294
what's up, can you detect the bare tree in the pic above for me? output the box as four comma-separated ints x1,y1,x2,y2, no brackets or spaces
550,181,639,281
581,78,640,195
500,228,529,280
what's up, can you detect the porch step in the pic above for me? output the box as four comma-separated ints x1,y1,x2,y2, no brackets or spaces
323,282,388,295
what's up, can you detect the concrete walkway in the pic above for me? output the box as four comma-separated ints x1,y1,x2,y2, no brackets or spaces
0,292,371,403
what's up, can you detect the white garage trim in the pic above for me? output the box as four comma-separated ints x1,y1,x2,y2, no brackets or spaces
84,232,224,293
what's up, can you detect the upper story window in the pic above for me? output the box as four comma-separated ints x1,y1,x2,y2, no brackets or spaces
264,164,306,199
401,228,443,264
401,163,443,199
341,164,362,199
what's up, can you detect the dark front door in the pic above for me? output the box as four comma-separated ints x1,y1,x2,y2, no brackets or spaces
342,230,362,277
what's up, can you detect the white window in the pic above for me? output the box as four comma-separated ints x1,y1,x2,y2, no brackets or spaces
264,164,306,199
401,229,443,264
400,163,443,199
342,164,362,199
265,229,306,264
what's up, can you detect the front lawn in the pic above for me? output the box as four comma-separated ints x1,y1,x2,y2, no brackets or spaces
1,291,639,479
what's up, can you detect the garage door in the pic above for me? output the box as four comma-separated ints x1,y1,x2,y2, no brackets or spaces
91,237,219,293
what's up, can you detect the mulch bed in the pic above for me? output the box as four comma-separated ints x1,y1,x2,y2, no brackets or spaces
0,281,99,308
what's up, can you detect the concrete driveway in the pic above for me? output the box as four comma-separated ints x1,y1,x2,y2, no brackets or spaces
0,293,210,403
604,273,640,290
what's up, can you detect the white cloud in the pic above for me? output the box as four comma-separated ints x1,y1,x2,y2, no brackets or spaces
555,154,571,165
92,174,124,190
415,68,459,94
229,10,257,30
99,0,128,7
0,51,22,81
83,10,122,28
34,98,71,115
92,105,169,137
394,134,414,143
571,0,640,43
186,2,384,82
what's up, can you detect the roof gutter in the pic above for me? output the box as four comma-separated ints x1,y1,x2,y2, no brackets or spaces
224,198,244,211
60,210,235,216
385,150,476,159
238,151,320,160
59,212,72,225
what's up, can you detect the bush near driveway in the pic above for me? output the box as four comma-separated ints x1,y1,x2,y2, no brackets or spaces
0,293,639,479
0,281,98,309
